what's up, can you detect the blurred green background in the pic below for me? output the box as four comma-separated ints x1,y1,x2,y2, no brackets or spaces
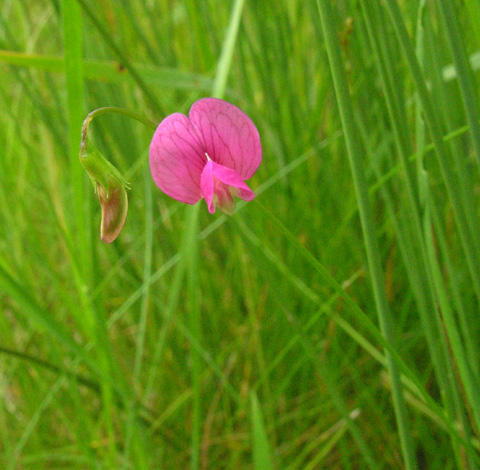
1,0,480,468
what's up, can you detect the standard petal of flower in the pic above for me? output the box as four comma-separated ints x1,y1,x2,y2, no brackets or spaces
149,113,207,204
189,98,262,179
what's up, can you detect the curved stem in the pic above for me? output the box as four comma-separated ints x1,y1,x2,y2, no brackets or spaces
79,107,156,243
81,106,157,151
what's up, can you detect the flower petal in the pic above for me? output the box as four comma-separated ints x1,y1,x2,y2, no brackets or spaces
149,113,207,204
200,160,255,214
189,98,262,179
200,160,215,213
210,161,255,201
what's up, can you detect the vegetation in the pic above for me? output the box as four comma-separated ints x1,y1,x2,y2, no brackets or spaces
1,0,480,467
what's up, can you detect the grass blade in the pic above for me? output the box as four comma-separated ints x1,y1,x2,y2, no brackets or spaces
313,1,417,467
250,391,274,470
435,0,480,171
62,0,90,277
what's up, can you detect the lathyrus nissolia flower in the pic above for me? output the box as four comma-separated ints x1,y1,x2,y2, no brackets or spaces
149,98,262,215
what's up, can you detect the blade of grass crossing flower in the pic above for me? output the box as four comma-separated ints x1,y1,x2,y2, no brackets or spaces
313,2,417,468
185,203,202,470
184,1,246,467
250,391,274,470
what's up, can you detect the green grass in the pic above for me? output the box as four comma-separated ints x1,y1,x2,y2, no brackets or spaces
1,0,480,468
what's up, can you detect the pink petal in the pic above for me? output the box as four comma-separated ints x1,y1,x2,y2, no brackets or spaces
200,160,255,214
149,113,207,204
211,161,255,200
189,98,262,179
200,160,215,213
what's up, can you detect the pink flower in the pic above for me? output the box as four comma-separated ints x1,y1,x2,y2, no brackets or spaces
149,98,262,214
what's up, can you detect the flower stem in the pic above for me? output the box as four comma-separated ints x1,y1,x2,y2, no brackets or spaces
81,106,157,150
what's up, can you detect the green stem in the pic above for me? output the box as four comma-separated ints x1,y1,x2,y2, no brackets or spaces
81,106,157,143
79,107,157,185
79,107,156,180
313,1,417,468
186,1,246,468
185,204,202,470
62,0,92,284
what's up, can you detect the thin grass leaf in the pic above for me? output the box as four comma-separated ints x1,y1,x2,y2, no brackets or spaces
313,2,417,467
435,0,480,171
62,0,91,277
358,3,462,438
0,49,214,90
383,0,480,319
250,391,274,470
383,0,480,435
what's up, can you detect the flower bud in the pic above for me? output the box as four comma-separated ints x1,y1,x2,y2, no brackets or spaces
80,140,129,243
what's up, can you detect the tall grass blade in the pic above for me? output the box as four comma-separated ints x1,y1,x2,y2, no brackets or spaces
250,391,274,470
383,0,480,434
62,0,90,277
435,0,480,171
313,1,417,468
382,0,480,315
